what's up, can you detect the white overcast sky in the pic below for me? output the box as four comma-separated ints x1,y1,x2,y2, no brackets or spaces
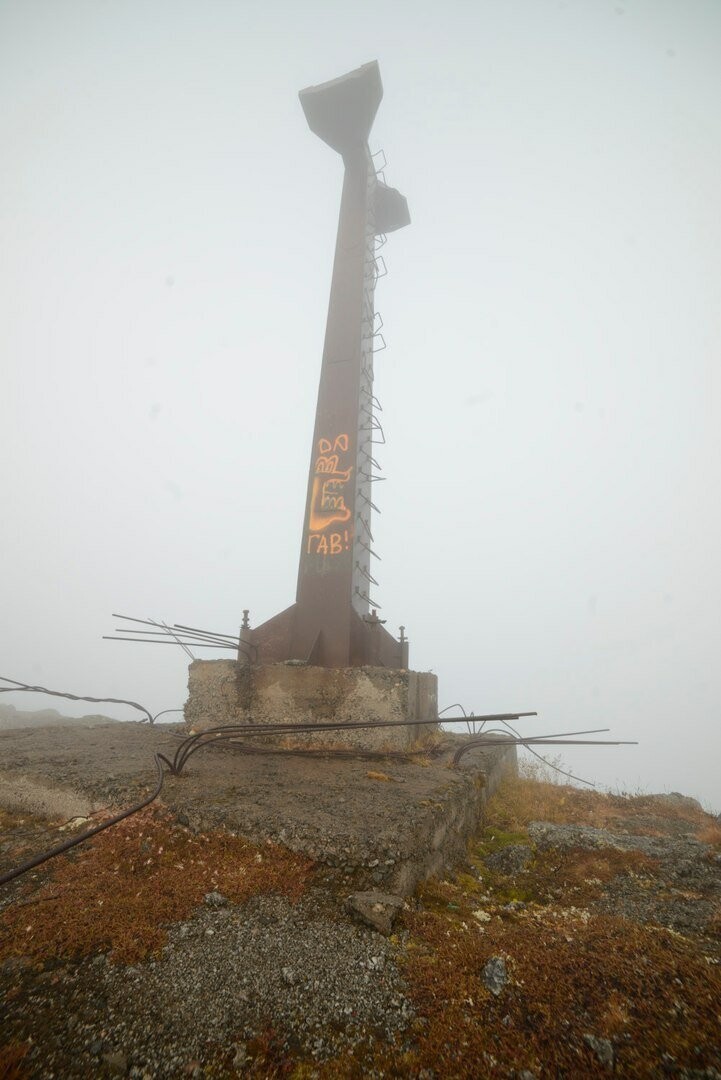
2,0,720,810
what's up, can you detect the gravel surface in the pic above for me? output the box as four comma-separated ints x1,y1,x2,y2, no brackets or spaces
2,891,413,1078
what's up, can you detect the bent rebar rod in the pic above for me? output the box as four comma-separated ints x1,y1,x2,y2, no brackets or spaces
169,713,538,774
173,726,616,775
0,755,164,887
0,677,154,724
452,731,637,766
193,738,452,763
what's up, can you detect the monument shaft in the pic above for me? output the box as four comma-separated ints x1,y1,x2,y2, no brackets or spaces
294,146,377,665
252,61,410,668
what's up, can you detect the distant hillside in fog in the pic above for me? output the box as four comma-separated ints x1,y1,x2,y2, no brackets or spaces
0,703,118,730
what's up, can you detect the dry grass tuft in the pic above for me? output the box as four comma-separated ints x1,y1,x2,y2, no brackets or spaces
697,820,721,848
485,773,603,830
0,810,33,831
0,807,313,965
486,770,720,842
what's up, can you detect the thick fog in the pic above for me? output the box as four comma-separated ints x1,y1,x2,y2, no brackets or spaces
2,1,720,810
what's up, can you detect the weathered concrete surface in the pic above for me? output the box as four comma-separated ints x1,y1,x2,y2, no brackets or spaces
184,661,438,751
0,723,514,897
0,773,95,820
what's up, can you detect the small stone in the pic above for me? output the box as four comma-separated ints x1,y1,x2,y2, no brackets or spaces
346,891,404,935
485,845,533,875
59,816,89,831
1,955,32,975
102,1051,128,1076
233,1045,249,1069
482,956,508,996
281,966,296,985
583,1034,614,1070
89,1040,104,1056
203,890,227,907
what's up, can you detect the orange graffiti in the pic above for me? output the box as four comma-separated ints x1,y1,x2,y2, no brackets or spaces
308,434,353,535
315,454,346,475
308,475,352,530
308,529,352,555
318,434,349,454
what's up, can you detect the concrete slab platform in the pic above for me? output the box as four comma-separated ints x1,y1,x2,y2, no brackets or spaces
0,723,516,896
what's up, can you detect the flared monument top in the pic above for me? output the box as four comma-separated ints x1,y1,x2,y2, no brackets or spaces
299,60,383,155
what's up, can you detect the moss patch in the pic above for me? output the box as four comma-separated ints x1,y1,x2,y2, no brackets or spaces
0,806,314,965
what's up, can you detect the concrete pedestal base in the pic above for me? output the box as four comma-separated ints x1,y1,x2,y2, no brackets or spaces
183,661,438,751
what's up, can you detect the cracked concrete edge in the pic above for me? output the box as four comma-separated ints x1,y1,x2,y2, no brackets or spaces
389,743,518,896
0,771,99,820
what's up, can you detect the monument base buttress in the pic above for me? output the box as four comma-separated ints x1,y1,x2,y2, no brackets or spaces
183,661,438,751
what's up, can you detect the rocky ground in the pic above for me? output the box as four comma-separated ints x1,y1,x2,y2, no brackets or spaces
1,748,720,1078
2,887,413,1078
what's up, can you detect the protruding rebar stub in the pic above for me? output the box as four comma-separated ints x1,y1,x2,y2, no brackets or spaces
239,609,253,666
399,625,410,669
299,60,383,155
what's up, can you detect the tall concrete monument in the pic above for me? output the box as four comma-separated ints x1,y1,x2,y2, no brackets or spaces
185,62,437,741
250,60,411,670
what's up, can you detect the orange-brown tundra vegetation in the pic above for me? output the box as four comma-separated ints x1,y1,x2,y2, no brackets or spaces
1,768,720,1078
353,771,721,1079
